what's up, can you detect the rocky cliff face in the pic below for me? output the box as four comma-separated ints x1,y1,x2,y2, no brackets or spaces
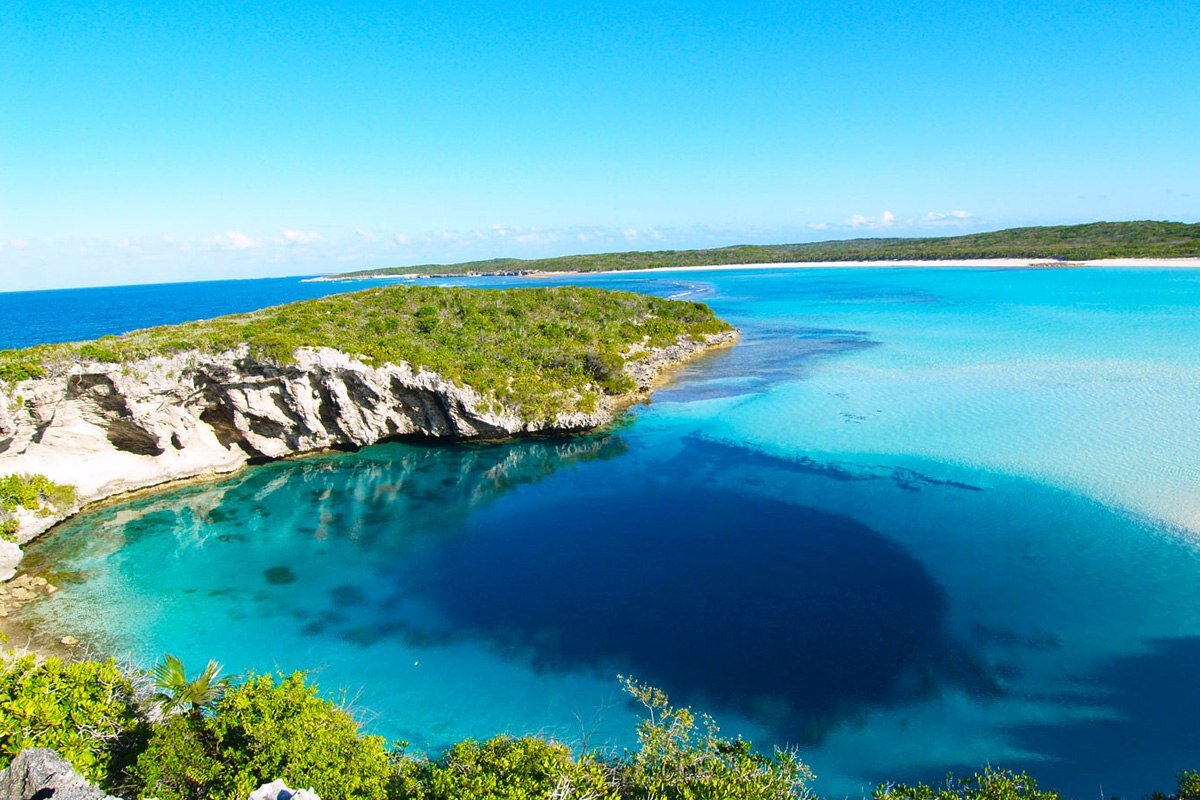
0,748,120,800
0,331,734,577
0,748,316,800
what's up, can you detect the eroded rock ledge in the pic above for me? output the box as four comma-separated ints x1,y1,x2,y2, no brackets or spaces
0,330,735,577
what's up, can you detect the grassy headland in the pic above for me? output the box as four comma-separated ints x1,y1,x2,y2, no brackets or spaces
335,220,1200,278
0,284,732,416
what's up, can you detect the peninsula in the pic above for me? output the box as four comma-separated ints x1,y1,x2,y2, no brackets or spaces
330,220,1200,279
0,284,735,576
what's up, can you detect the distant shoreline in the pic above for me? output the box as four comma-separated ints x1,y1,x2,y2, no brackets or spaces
585,257,1200,275
315,221,1200,282
311,257,1200,283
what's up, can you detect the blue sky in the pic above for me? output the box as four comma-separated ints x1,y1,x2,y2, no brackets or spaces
2,0,1198,289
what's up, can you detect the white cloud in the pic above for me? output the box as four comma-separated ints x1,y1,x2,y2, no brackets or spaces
210,231,258,250
810,209,976,232
392,233,411,246
280,228,323,245
831,210,907,231
354,227,377,243
924,210,975,227
844,212,895,229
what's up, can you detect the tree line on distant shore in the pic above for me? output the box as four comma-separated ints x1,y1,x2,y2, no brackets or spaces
339,220,1200,278
0,652,1196,800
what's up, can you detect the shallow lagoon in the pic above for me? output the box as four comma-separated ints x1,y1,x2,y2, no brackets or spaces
24,268,1200,797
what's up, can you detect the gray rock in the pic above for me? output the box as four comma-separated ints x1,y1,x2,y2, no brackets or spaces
0,748,119,800
0,542,20,583
248,778,321,800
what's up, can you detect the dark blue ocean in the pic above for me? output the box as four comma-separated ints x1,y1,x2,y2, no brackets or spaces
0,277,397,349
10,269,1200,798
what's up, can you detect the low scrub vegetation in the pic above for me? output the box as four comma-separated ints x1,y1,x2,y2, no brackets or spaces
0,473,77,541
128,672,395,800
0,285,731,418
0,655,143,786
0,654,1193,800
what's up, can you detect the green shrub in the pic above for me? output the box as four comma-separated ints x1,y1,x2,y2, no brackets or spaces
1151,771,1200,800
0,357,45,384
78,338,123,363
616,677,813,800
0,656,143,787
128,672,395,800
125,715,222,800
583,351,636,394
412,735,617,800
874,768,1059,800
0,473,76,514
0,473,76,541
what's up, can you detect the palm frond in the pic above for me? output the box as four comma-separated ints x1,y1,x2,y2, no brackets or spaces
150,654,235,716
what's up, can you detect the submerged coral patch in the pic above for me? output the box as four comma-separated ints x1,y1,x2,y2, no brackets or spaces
264,566,296,585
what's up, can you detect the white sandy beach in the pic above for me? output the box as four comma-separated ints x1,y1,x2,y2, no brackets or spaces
318,257,1200,283
584,257,1200,275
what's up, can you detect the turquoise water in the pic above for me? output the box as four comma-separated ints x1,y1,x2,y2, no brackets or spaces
23,268,1200,797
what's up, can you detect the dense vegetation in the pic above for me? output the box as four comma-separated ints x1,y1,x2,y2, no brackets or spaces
0,654,1194,800
0,655,143,785
0,285,732,417
0,474,76,541
129,672,396,800
338,221,1200,278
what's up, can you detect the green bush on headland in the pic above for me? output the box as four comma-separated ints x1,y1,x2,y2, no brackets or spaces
0,474,77,541
0,654,1194,800
337,220,1200,278
0,285,732,418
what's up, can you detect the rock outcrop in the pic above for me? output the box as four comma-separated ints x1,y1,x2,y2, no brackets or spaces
249,779,321,800
0,749,119,800
0,331,735,575
0,749,313,800
0,543,19,585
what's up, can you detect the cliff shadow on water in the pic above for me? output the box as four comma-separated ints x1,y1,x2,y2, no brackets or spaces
22,430,632,573
16,431,631,636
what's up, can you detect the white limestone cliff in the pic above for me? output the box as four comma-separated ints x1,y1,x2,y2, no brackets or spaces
0,330,736,578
